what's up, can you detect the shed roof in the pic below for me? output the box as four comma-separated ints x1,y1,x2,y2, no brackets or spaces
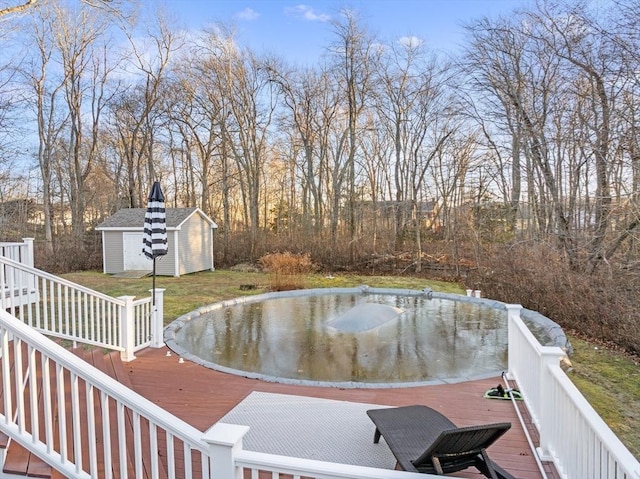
96,207,217,230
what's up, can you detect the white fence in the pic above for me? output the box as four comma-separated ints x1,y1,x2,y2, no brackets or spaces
507,304,640,479
0,245,163,361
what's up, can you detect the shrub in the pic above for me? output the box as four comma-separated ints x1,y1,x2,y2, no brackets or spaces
466,242,640,355
258,252,314,291
34,233,103,274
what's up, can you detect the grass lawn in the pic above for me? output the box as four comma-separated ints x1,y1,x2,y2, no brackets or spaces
62,269,640,459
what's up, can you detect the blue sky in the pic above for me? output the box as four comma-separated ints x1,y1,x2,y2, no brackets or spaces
171,0,529,64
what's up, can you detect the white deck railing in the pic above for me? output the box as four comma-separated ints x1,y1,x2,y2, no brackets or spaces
507,304,640,479
0,309,212,479
0,249,163,361
0,239,34,268
1,247,638,479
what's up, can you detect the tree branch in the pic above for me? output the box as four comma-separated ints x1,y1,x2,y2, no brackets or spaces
0,0,37,17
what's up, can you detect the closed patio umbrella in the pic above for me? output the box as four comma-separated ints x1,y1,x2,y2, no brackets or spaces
143,181,168,308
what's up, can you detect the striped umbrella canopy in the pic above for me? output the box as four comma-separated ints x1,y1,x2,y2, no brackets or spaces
143,181,167,309
143,181,168,260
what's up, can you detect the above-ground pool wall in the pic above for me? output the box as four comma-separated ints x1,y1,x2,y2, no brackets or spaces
164,286,571,387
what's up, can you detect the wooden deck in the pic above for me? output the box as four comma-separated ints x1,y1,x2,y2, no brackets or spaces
126,346,560,479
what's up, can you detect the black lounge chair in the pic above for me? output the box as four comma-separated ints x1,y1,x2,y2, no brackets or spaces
367,405,516,479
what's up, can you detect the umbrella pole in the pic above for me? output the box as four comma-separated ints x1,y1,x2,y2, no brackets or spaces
152,256,157,307
151,257,158,343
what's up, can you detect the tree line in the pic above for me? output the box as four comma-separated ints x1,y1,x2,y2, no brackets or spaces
0,0,639,278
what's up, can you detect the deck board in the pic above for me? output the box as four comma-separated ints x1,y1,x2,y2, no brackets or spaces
127,346,561,479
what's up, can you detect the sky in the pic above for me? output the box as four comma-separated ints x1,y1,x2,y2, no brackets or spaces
170,0,530,64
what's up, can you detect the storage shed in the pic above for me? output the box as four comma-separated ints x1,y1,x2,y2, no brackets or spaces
96,208,218,277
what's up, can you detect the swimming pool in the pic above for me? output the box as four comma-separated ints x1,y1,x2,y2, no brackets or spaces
164,287,564,388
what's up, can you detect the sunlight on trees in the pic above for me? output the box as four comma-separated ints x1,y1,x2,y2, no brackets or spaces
0,0,639,280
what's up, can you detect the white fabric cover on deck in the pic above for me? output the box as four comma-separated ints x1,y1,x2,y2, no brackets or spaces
219,391,396,468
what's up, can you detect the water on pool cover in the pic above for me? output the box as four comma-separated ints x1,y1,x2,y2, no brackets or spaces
173,294,509,384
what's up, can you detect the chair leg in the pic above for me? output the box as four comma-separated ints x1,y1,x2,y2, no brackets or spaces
373,428,381,444
476,456,499,479
491,462,517,479
476,450,516,479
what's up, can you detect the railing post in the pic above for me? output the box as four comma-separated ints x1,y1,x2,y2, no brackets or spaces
536,347,567,462
149,288,165,348
505,303,523,381
202,423,250,479
118,296,136,362
21,238,35,268
21,238,37,297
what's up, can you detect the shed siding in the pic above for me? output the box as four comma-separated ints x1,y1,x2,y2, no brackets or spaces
155,234,177,276
103,231,124,274
179,214,212,275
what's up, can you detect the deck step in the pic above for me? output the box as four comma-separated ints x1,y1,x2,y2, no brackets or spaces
0,344,167,478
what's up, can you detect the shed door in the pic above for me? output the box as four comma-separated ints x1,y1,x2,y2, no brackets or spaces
123,232,152,271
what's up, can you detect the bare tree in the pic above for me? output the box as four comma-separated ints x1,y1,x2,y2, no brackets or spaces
113,9,181,207
48,1,121,239
269,64,338,237
0,0,37,17
191,27,278,257
0,0,135,19
357,113,393,252
375,37,453,271
23,6,68,252
461,0,637,274
166,26,241,261
328,9,379,262
525,1,624,272
0,27,24,224
463,13,579,263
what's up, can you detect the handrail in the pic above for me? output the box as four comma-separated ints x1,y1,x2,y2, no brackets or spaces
203,423,441,479
546,364,640,478
0,255,163,360
1,255,126,353
0,308,210,478
1,255,125,305
234,450,433,479
507,304,640,479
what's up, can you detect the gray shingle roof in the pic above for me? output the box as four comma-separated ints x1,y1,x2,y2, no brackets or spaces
96,207,214,229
